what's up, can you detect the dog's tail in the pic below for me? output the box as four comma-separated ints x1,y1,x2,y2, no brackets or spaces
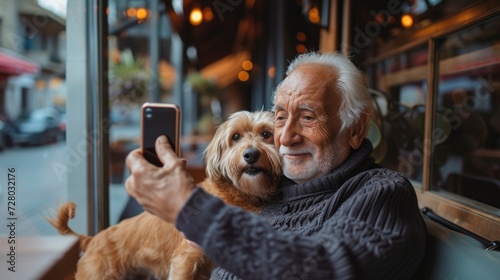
46,201,92,252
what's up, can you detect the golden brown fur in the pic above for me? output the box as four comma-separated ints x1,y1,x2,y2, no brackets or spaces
47,110,281,280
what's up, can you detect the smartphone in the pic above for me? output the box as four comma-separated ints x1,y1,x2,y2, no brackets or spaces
141,103,181,167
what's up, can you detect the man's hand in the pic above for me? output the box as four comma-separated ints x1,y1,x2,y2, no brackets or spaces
125,135,196,223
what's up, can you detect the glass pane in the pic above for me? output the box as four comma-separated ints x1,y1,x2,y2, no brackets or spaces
352,0,479,58
432,15,500,213
107,0,205,225
0,0,68,236
367,44,428,184
108,0,153,225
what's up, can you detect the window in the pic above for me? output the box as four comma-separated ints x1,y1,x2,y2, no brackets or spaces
0,0,70,237
356,0,500,240
106,0,186,225
431,15,500,215
368,44,428,184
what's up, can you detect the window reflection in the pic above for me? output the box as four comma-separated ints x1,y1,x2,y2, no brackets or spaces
0,0,68,236
106,0,188,224
367,45,428,183
432,15,500,212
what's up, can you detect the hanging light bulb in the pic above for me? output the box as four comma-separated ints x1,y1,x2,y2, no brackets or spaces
190,7,203,26
203,7,214,22
126,7,136,18
308,6,320,24
136,8,148,20
401,14,413,28
241,60,253,71
238,71,250,82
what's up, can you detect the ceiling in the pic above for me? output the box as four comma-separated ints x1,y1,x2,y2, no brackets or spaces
162,0,265,70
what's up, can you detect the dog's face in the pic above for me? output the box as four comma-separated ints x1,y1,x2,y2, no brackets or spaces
204,111,282,199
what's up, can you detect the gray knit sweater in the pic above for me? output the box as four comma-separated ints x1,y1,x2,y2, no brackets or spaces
176,140,426,279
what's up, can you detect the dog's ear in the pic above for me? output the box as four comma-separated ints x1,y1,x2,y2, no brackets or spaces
204,121,228,181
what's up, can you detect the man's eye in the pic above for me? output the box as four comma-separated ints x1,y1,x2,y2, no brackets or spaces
262,131,272,139
303,115,314,121
275,113,286,120
232,133,241,141
275,116,286,123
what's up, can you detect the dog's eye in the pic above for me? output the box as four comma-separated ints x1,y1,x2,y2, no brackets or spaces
232,133,241,141
262,131,272,139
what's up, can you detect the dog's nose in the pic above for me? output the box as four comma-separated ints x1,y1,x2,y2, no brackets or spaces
243,148,260,164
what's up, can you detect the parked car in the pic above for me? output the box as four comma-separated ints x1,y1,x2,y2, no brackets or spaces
11,107,63,146
0,114,16,150
58,112,66,141
0,118,5,151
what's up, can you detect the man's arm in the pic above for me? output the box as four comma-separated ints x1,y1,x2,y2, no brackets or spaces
176,187,338,279
176,172,426,280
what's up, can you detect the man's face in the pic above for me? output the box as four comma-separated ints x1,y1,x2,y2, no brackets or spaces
274,64,352,184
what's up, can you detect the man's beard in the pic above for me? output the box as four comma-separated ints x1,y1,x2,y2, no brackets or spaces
280,142,339,184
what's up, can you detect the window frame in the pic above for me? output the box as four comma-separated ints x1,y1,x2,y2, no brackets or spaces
66,0,109,235
359,1,500,240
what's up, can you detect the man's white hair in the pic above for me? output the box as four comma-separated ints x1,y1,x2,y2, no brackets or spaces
272,52,371,132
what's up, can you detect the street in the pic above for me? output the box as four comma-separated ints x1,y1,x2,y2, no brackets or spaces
0,141,68,237
0,140,131,237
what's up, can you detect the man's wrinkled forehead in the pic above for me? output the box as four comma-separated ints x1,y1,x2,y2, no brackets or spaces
273,100,318,113
273,65,337,112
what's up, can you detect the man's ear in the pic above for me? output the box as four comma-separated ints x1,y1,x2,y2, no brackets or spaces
349,112,370,149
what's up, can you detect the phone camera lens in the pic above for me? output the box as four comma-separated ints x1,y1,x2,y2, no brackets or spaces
145,108,153,119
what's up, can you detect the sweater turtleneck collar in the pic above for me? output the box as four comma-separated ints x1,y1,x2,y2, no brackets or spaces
277,139,377,200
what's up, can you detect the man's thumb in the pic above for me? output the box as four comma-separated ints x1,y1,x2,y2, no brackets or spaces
156,135,171,152
155,135,175,164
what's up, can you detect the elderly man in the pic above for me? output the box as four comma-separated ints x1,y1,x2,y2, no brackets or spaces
126,52,426,279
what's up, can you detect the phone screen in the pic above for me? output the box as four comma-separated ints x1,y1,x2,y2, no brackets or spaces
141,103,180,167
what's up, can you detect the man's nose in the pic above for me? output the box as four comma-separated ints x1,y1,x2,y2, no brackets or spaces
279,119,301,146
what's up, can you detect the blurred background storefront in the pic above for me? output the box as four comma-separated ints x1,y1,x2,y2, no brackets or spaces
0,0,499,248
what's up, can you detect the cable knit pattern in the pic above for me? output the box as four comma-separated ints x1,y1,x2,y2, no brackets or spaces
176,140,426,279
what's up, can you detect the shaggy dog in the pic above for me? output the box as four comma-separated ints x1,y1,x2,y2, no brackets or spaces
48,110,282,280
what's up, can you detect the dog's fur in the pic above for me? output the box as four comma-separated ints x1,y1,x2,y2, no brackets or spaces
47,111,281,280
